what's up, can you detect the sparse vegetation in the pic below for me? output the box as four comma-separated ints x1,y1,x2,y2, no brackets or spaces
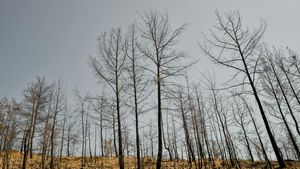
1,151,300,168
1,9,300,169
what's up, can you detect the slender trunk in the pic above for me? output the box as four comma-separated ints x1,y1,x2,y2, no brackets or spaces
115,54,124,169
84,120,88,161
112,114,118,156
88,121,93,158
209,117,222,167
265,72,300,160
156,53,163,169
67,127,71,157
49,122,55,169
81,102,85,169
281,63,300,110
28,99,38,159
131,52,141,169
22,131,29,169
233,101,254,163
247,105,271,168
59,107,67,165
41,114,50,169
186,80,202,168
2,109,12,169
151,137,154,158
193,114,203,169
179,92,195,166
20,129,26,153
270,60,300,136
212,88,234,166
100,100,104,157
50,109,59,169
171,116,179,160
162,113,173,161
242,126,254,162
238,44,285,167
195,90,211,165
94,126,97,158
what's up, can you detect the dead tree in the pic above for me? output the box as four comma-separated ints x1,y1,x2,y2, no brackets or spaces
66,115,77,157
266,49,300,136
139,11,189,168
186,76,205,168
74,89,87,169
209,82,237,167
177,90,195,166
90,95,107,157
194,86,212,168
232,97,254,162
201,11,285,167
162,110,174,161
59,104,68,167
50,80,66,169
22,76,51,169
0,98,18,169
260,53,300,160
240,96,272,168
89,27,126,169
124,23,150,169
41,87,54,169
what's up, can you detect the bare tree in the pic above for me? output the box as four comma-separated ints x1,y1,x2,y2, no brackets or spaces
0,98,18,169
260,51,300,160
22,76,51,169
66,116,78,157
74,89,88,169
232,97,254,163
49,80,66,169
207,78,238,167
59,104,68,167
265,48,300,136
201,11,285,167
89,27,127,168
162,109,175,161
90,95,107,157
40,86,54,169
177,89,195,167
241,97,271,168
139,11,189,168
194,86,212,168
124,23,151,169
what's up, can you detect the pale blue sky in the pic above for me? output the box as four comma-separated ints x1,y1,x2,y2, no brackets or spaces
1,0,299,100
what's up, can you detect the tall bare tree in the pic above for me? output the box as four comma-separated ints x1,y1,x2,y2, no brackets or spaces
260,51,300,160
49,80,66,169
74,89,88,169
124,23,150,169
232,97,254,163
201,11,285,167
40,86,53,169
0,98,18,169
265,48,300,136
89,28,126,169
240,96,271,168
139,11,188,168
176,90,195,167
90,95,107,157
22,76,51,169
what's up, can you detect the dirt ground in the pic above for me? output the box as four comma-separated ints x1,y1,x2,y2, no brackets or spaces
1,151,300,168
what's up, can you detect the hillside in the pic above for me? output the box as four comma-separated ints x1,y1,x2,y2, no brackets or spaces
1,151,300,169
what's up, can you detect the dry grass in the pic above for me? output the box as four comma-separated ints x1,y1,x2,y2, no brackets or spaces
1,151,300,168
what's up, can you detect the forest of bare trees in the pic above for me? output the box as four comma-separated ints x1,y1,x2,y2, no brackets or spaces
1,11,300,169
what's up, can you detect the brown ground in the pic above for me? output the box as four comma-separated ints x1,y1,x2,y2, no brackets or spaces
1,151,300,168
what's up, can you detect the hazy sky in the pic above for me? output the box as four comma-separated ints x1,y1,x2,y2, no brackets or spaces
1,0,299,101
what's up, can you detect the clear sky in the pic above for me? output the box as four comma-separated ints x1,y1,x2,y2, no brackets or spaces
1,0,299,101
